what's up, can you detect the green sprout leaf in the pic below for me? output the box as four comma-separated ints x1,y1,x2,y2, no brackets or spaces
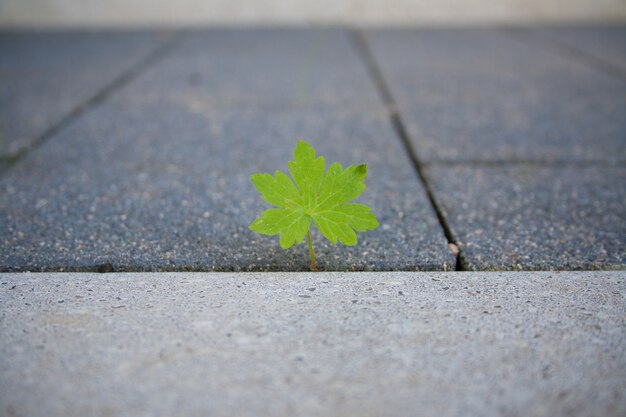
249,141,379,270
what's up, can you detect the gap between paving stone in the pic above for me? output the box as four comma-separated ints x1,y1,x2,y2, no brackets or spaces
349,29,463,270
0,271,624,417
538,25,626,75
423,165,626,270
0,29,455,272
499,28,626,82
0,32,181,173
363,27,626,164
361,27,626,270
3,28,622,272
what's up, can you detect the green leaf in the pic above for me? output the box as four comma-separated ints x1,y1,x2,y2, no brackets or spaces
249,141,378,249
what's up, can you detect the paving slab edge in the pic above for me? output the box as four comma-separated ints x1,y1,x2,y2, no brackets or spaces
1,270,624,278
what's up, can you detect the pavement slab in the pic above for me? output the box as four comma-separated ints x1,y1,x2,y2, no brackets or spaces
0,30,454,272
126,29,382,109
1,271,624,417
364,28,626,163
0,31,170,158
423,165,626,270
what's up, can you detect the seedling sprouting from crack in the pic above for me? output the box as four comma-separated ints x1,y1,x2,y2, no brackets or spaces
249,141,379,271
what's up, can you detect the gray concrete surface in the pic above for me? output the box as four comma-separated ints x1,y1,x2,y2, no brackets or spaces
0,31,169,158
363,27,626,270
364,28,626,163
0,30,454,272
127,29,382,109
1,28,625,272
424,165,626,270
1,271,624,417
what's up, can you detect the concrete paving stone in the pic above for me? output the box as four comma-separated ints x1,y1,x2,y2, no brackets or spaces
0,29,453,271
0,98,454,271
537,25,626,74
1,271,624,417
0,31,170,158
124,29,381,110
424,164,626,270
364,28,626,163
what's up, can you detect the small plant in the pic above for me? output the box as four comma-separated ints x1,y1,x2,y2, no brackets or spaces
249,141,379,271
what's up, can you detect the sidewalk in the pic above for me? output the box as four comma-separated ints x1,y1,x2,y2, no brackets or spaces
0,26,625,416
1,271,624,417
1,26,624,272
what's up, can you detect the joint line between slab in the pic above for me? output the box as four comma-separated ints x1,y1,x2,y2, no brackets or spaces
348,29,464,271
0,32,183,173
497,28,626,82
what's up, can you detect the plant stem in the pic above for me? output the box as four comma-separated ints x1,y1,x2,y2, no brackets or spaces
306,230,317,271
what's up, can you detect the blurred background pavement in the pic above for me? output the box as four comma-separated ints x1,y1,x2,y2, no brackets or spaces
1,0,626,28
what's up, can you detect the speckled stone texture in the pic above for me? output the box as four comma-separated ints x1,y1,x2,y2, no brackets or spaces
1,271,624,417
364,28,626,270
424,165,626,270
0,31,168,158
364,28,626,163
0,30,454,272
